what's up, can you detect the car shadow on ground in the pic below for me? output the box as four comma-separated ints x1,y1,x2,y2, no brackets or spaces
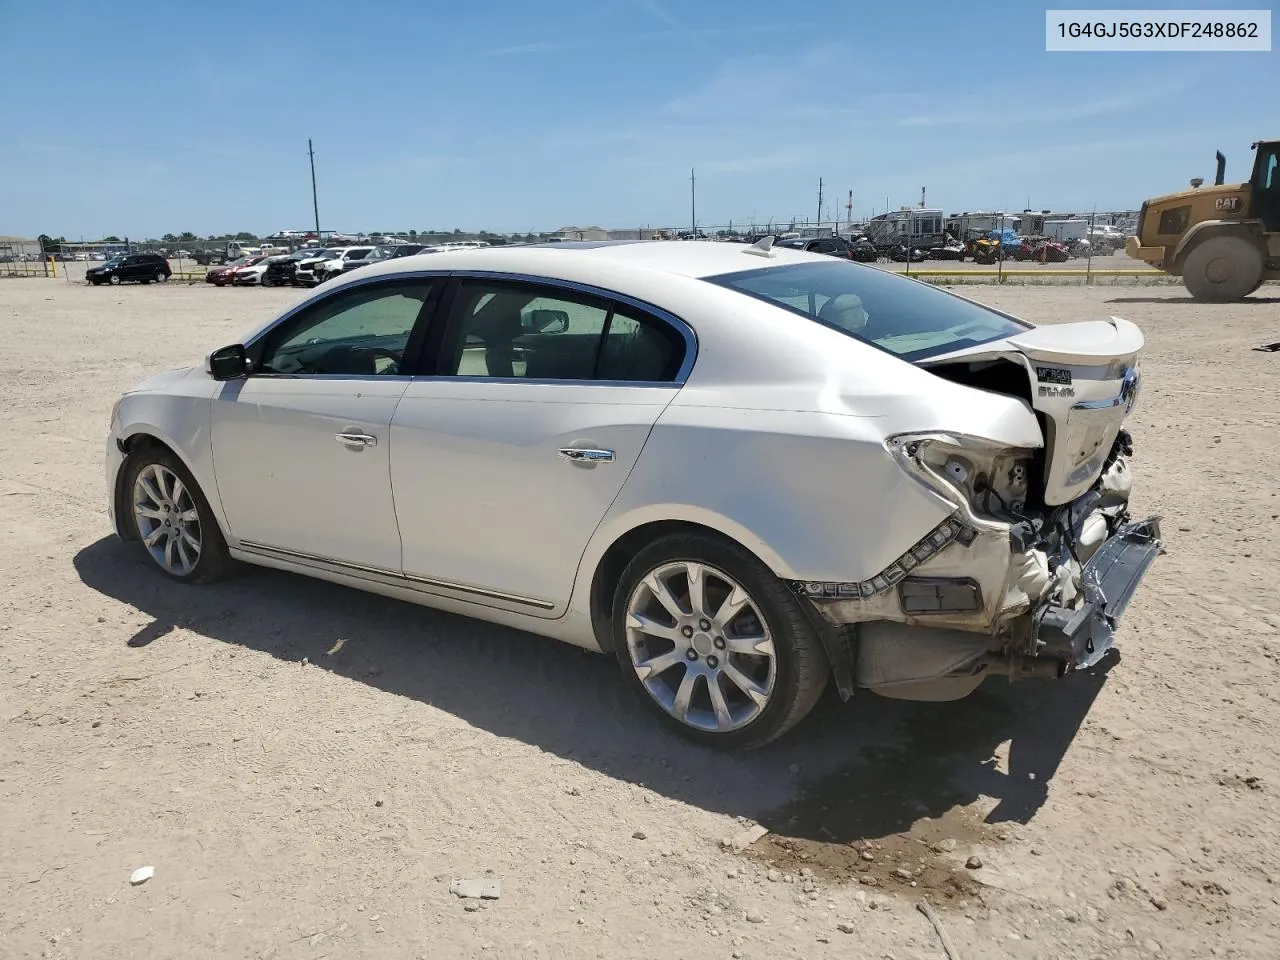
75,536,1114,846
1104,294,1280,305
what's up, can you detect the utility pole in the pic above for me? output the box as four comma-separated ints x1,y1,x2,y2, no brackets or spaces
816,177,824,229
846,189,852,234
690,168,696,236
308,139,321,236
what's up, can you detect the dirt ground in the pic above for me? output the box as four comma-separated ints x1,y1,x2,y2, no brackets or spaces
2,273,1278,960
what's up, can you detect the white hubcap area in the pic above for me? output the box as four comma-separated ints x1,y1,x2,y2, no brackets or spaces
132,463,202,576
624,561,777,733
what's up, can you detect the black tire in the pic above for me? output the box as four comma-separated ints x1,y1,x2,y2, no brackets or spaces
1183,235,1264,302
155,270,168,283
612,531,829,750
122,446,234,584
109,274,122,285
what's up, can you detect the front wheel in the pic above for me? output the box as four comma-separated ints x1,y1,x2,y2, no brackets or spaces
1183,235,1264,303
613,532,829,750
123,448,233,583
109,274,122,285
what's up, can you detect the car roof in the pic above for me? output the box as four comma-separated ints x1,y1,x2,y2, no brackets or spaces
343,239,831,284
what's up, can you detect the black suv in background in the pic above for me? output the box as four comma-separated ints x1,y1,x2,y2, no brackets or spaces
86,252,172,285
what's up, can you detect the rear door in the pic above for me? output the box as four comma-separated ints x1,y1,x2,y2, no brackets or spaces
389,276,692,615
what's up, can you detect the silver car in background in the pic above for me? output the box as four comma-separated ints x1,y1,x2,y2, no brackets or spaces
105,239,1161,749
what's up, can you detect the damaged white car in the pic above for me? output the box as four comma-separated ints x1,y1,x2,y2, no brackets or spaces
105,239,1162,749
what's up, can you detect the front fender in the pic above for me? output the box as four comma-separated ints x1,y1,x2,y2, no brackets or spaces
1172,219,1266,268
112,387,222,538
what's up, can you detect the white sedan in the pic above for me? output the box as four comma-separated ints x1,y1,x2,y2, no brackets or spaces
105,239,1162,749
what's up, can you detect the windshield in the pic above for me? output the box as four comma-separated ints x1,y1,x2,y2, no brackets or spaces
708,260,1029,362
103,258,124,268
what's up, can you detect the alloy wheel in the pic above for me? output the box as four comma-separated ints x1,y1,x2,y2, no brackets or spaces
132,463,202,576
624,561,777,733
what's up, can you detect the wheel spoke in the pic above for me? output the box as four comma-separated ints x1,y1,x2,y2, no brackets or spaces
707,675,733,729
711,585,750,631
644,573,687,621
169,476,187,507
633,646,683,681
179,528,201,552
178,508,200,523
135,505,165,520
723,663,770,707
723,634,775,658
138,472,165,507
627,611,684,645
144,526,167,547
671,667,699,722
163,536,178,570
685,562,707,618
174,538,192,572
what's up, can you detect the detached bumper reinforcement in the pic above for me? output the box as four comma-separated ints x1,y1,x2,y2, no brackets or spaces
1036,517,1164,670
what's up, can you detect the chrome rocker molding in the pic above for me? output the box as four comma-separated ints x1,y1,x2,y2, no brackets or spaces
235,539,556,611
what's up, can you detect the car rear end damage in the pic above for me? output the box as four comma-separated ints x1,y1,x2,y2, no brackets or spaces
795,317,1163,701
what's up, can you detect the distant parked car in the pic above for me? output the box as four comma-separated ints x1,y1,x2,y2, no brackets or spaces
337,243,434,276
314,246,376,283
205,256,265,287
293,249,342,287
232,259,274,286
776,236,871,261
87,253,171,285
259,250,318,287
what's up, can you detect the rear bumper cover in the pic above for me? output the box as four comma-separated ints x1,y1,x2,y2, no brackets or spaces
1036,516,1163,670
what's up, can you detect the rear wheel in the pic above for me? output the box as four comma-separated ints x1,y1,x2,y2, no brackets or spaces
613,532,829,750
1183,235,1264,302
155,270,168,283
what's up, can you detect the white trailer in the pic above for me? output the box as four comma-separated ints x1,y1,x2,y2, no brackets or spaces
1043,219,1090,242
865,207,946,250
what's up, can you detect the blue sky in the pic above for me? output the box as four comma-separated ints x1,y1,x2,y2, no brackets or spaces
1,0,1274,238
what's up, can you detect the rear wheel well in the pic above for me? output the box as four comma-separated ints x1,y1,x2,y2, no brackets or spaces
590,520,769,652
113,433,178,540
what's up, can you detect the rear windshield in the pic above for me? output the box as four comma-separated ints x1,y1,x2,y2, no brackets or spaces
707,260,1029,362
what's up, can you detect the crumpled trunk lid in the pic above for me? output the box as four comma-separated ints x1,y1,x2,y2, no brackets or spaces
923,316,1144,505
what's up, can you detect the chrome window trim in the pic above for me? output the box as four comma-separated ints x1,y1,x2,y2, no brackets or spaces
237,539,556,610
242,268,699,385
406,375,679,389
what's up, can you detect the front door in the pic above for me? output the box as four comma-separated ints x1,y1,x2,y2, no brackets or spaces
390,276,691,613
211,277,442,571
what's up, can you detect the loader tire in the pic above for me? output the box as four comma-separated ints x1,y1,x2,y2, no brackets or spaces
1183,235,1264,303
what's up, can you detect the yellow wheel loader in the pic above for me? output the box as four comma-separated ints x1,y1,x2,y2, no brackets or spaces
1127,140,1280,302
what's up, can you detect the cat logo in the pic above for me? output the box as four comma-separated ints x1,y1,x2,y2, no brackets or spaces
1214,197,1241,212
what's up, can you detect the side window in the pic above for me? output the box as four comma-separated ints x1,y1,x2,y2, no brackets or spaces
444,280,686,382
597,308,684,382
258,280,438,376
448,282,608,379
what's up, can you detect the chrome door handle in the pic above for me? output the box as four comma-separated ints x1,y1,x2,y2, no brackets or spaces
558,447,614,463
335,431,377,447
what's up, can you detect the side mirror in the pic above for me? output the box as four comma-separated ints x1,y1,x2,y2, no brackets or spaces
527,309,570,333
206,344,248,380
